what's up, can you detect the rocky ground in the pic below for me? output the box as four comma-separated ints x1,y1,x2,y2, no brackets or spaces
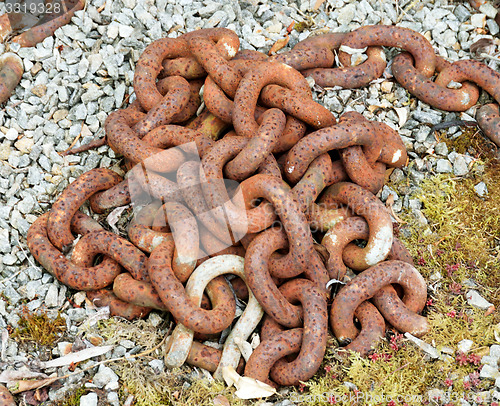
0,0,499,405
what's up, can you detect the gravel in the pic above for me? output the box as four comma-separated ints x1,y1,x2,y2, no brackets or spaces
0,0,498,403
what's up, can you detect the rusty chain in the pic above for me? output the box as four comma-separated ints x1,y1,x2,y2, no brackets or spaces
21,22,500,389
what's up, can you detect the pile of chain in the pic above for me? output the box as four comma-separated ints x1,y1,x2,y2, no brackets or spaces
25,25,500,388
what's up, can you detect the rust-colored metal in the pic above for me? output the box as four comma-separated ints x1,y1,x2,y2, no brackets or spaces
11,0,86,47
320,182,393,270
338,25,436,77
0,383,15,406
232,61,311,138
148,241,236,334
330,260,427,345
436,59,500,105
477,103,500,147
284,114,383,184
71,230,149,282
27,214,122,291
344,301,385,356
392,53,479,111
87,289,151,320
133,76,191,136
0,53,23,104
245,279,327,387
47,168,123,251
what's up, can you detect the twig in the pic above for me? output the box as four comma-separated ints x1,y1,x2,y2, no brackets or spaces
59,122,84,156
60,137,107,156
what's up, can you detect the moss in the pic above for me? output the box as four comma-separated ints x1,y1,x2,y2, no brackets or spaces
51,387,88,406
11,306,66,346
398,129,500,307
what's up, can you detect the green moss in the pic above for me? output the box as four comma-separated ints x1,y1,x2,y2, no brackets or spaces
11,307,66,346
51,387,88,406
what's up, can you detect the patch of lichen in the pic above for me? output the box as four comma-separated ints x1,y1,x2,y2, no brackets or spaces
115,359,249,406
95,318,167,350
397,150,500,307
11,306,66,346
289,307,494,405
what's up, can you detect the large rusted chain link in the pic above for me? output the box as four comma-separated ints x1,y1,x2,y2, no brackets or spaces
244,278,328,387
338,25,437,77
320,182,394,270
331,260,428,346
148,240,237,335
392,53,480,111
293,33,387,89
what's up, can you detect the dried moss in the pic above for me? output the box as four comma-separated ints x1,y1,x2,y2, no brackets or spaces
11,307,66,346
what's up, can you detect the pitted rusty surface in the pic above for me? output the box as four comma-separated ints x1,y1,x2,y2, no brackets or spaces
0,53,23,104
320,182,393,270
47,168,123,251
284,115,383,183
267,279,328,387
244,227,303,328
302,46,387,89
113,273,168,311
87,289,151,321
392,53,479,111
330,260,427,345
10,0,85,47
154,201,199,282
148,241,236,334
72,230,149,282
133,75,191,137
344,301,385,356
244,327,302,387
338,25,436,77
0,383,15,406
245,279,327,387
477,104,500,147
436,59,500,105
128,202,174,254
232,61,311,138
224,108,286,181
27,214,122,291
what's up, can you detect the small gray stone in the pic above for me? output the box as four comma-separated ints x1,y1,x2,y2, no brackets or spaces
474,181,488,197
435,142,448,156
3,285,22,305
337,3,355,25
412,209,428,227
390,168,405,184
454,4,471,22
487,19,500,36
0,228,10,253
481,355,498,367
92,365,119,389
495,375,500,388
149,359,164,373
80,392,98,406
457,339,473,353
436,159,453,173
453,155,469,176
67,308,87,322
45,284,59,308
107,392,119,406
490,345,500,359
412,110,442,125
479,364,499,380
466,290,493,310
